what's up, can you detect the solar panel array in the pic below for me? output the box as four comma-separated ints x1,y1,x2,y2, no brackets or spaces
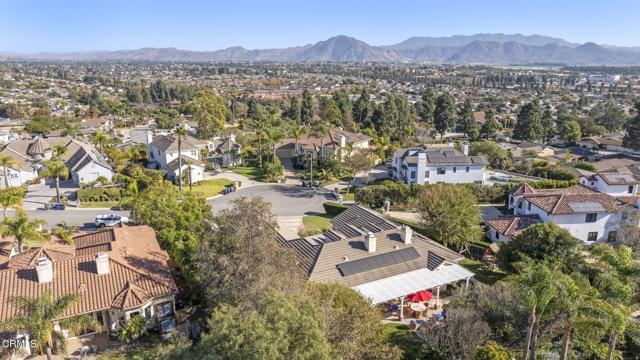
337,247,420,277
567,201,605,212
426,252,446,270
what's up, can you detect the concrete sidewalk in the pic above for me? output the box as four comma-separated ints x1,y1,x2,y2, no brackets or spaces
276,216,303,240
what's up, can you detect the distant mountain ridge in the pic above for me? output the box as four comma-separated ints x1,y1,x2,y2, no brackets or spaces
7,33,640,65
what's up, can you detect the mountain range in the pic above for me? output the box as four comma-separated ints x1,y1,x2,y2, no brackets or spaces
5,33,640,65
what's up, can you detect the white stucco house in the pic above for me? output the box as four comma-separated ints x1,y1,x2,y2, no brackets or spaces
579,171,639,199
147,133,209,171
485,214,543,243
166,156,206,184
507,183,632,244
392,145,487,185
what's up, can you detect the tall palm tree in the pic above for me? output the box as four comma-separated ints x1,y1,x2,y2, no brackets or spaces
0,292,97,356
90,130,109,152
590,244,640,360
508,260,561,360
264,126,284,164
0,154,17,189
51,221,78,245
0,208,46,253
0,187,24,217
40,160,69,204
290,122,307,156
185,159,194,191
312,122,330,164
51,144,67,160
174,126,188,191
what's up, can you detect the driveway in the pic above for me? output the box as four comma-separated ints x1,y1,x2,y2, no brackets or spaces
23,179,78,210
208,184,330,216
203,169,263,189
1,209,130,231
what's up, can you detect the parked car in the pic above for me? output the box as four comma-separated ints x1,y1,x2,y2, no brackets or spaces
95,214,129,227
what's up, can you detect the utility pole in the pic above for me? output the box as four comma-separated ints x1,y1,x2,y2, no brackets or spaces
309,151,313,191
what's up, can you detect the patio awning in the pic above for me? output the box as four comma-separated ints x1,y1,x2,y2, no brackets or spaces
352,263,474,304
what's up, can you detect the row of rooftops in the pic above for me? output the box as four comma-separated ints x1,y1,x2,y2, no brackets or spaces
278,205,465,288
0,224,176,322
277,127,372,152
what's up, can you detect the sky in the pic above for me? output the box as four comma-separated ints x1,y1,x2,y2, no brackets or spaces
1,0,640,53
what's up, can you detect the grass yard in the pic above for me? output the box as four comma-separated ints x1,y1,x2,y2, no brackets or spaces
303,214,332,231
188,178,234,198
339,187,356,201
382,323,424,359
460,259,507,285
230,162,267,182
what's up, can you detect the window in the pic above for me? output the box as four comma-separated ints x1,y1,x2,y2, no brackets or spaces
518,201,523,209
587,232,598,242
527,202,531,211
453,167,457,173
410,171,416,179
629,185,634,194
144,306,152,318
607,231,618,242
437,168,446,175
466,167,470,172
510,197,514,204
585,213,597,222
425,171,429,178
156,302,174,318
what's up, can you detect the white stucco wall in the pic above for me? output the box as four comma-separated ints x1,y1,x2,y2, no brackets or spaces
74,163,113,184
0,166,38,188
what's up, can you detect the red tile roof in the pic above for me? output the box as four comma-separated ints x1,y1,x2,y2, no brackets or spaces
486,215,543,236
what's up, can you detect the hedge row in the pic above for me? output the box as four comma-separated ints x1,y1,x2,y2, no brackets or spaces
78,188,123,202
354,180,511,208
322,202,350,217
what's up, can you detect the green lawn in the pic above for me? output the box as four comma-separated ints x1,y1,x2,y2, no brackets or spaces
230,164,267,182
339,187,356,201
460,259,507,285
382,323,424,359
188,178,234,198
303,214,332,231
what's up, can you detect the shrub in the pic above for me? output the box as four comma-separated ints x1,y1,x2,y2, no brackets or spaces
298,224,322,237
572,160,597,172
530,165,576,181
77,188,122,202
322,202,350,217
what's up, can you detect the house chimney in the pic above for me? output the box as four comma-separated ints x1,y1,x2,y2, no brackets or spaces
364,232,377,253
462,144,469,156
96,252,110,275
36,257,53,284
401,224,413,245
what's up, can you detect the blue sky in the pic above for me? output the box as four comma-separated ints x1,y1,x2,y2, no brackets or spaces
1,0,639,52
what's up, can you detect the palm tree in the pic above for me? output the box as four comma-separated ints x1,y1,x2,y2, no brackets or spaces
90,130,109,152
40,160,69,204
185,159,194,191
290,122,307,156
508,260,561,360
0,187,24,217
63,122,81,140
174,126,188,191
116,315,148,343
264,126,284,164
0,154,17,189
51,144,67,160
312,122,330,164
51,221,78,245
0,208,46,253
590,244,640,360
0,292,98,356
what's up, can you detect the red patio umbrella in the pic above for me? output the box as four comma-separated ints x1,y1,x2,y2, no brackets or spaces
407,290,432,302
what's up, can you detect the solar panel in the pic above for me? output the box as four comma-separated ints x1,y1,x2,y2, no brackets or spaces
427,252,446,270
567,202,605,212
427,156,467,164
336,247,420,277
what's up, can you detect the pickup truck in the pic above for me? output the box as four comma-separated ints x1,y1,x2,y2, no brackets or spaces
94,214,129,228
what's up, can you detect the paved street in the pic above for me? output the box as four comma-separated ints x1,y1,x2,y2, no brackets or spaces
1,209,130,231
208,184,330,216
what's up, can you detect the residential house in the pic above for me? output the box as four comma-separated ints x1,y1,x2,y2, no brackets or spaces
392,145,487,185
485,214,543,243
276,128,371,160
147,133,209,171
207,135,242,168
278,205,474,306
166,156,206,184
79,116,113,134
0,136,112,187
507,183,630,244
576,133,639,155
0,225,177,356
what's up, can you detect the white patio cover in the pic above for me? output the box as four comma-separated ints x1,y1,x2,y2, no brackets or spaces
353,263,475,304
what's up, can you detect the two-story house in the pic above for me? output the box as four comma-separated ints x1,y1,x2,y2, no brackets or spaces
392,145,487,185
276,128,371,161
507,183,629,244
579,171,639,197
147,133,210,183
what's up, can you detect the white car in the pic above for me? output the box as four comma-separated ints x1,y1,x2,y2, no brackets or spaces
95,214,129,227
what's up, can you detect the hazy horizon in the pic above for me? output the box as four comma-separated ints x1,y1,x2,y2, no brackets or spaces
1,0,640,53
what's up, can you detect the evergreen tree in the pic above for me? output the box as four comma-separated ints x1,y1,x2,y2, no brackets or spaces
417,89,436,125
541,109,556,142
514,101,543,142
433,93,457,139
623,102,640,151
301,89,314,125
480,109,500,140
353,88,372,128
459,99,479,139
285,95,301,122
